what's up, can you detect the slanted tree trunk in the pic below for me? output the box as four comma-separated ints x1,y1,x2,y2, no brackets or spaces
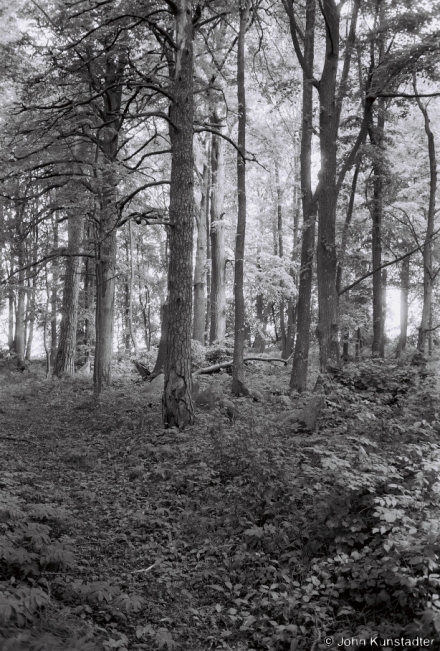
396,255,410,358
209,107,226,343
232,0,251,396
193,160,209,343
54,215,84,376
415,84,437,354
93,53,125,394
290,0,316,392
163,0,195,428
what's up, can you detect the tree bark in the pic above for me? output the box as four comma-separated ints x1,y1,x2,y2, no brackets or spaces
54,214,84,376
14,221,26,368
415,86,437,354
163,0,195,428
232,0,251,396
128,218,139,357
369,98,386,357
153,302,168,377
290,0,316,392
93,52,125,394
193,160,209,343
316,0,340,371
209,107,226,343
50,216,59,368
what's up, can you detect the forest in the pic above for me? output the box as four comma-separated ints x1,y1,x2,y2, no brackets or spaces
2,0,440,649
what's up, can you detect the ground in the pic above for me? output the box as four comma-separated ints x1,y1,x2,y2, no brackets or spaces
1,355,440,651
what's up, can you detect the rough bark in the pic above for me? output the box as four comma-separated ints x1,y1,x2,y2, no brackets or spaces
316,0,340,371
415,87,437,354
290,0,316,392
232,0,251,396
193,161,209,343
163,0,195,428
54,214,84,377
209,107,226,343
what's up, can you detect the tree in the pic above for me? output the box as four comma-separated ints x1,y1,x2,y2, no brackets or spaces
232,0,251,396
163,0,195,428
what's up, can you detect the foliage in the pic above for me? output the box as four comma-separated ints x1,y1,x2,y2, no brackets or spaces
1,358,440,649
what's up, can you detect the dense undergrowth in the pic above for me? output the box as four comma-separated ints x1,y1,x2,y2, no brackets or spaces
1,353,440,650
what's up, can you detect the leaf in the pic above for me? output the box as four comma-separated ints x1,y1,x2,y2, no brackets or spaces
156,628,177,651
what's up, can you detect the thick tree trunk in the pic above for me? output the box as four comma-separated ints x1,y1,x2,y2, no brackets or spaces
396,255,409,358
316,0,340,371
415,90,437,353
209,108,226,343
232,0,251,396
193,161,209,343
163,0,195,428
54,215,84,377
290,0,316,392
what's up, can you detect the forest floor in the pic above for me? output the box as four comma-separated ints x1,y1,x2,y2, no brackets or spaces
1,354,440,651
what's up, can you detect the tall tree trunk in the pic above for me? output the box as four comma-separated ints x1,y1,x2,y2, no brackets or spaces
93,53,125,394
15,221,26,369
25,227,38,361
285,154,301,359
193,161,209,343
316,0,340,371
290,0,316,392
209,107,226,343
163,0,195,428
232,0,251,396
415,86,437,354
128,218,139,357
153,302,168,377
396,255,410,358
50,216,59,368
276,161,288,358
54,215,84,376
369,98,386,357
8,285,15,352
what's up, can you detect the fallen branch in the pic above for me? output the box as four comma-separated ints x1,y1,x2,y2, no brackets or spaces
193,355,291,376
0,436,31,443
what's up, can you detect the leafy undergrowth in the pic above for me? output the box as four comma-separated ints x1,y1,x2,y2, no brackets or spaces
1,357,440,650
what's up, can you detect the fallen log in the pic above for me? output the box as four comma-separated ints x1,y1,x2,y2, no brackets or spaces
193,355,291,376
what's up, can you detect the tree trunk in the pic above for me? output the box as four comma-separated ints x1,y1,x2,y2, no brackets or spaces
316,0,340,371
290,0,316,392
15,222,26,368
153,302,168,377
193,161,209,343
209,107,226,343
415,87,437,354
128,218,139,357
232,0,251,396
163,0,195,428
8,282,15,353
396,255,409,358
369,98,386,358
50,217,59,368
93,53,125,394
54,215,84,376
